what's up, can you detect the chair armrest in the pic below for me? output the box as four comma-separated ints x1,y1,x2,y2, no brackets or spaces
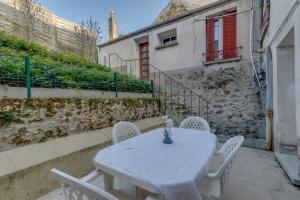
216,145,227,155
206,172,219,179
81,170,101,182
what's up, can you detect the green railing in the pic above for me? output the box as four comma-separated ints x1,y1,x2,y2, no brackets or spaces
0,56,153,98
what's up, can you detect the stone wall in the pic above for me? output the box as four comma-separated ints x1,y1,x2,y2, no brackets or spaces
0,0,84,57
167,60,266,144
0,98,160,151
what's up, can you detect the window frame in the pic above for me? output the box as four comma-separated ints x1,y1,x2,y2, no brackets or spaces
204,10,238,63
161,35,177,46
156,28,178,49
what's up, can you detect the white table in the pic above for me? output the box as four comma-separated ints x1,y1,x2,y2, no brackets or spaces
93,128,217,200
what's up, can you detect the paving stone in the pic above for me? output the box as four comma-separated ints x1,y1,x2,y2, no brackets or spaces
36,147,300,200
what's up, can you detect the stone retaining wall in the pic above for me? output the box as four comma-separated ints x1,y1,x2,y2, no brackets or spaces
0,98,160,151
0,117,164,200
167,60,266,141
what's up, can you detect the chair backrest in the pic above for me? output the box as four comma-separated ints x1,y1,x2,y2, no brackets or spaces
179,116,210,132
112,121,141,144
208,136,244,192
51,169,118,200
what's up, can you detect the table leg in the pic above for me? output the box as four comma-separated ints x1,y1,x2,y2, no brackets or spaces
103,172,114,191
136,187,159,200
145,192,161,200
136,187,150,200
136,186,142,200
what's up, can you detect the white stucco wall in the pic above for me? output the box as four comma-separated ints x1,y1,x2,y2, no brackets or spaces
262,0,297,46
294,5,300,155
276,45,297,146
262,0,300,152
98,0,253,71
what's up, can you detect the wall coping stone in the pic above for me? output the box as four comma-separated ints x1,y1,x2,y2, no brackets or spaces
0,87,152,99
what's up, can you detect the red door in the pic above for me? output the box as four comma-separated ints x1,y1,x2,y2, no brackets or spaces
223,12,237,59
139,42,149,80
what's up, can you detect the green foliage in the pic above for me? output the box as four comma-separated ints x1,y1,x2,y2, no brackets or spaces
0,111,15,127
0,31,150,93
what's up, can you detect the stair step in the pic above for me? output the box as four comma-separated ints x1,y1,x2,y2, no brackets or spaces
177,109,190,114
172,105,185,109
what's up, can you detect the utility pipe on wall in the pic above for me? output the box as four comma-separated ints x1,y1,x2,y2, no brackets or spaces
250,0,262,88
265,48,273,151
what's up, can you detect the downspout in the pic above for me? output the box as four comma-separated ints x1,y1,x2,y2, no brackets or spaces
265,47,273,150
250,0,262,88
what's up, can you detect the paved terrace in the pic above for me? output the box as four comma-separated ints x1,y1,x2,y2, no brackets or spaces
37,147,300,200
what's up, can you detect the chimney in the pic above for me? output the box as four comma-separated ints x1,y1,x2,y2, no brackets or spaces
109,10,118,40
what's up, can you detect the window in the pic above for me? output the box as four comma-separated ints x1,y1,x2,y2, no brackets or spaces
214,19,219,51
162,35,177,46
205,11,237,62
156,28,178,49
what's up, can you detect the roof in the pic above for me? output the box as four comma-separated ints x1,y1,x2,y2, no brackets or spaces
98,0,235,48
154,0,218,23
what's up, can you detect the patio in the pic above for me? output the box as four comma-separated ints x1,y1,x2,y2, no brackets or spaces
37,147,300,200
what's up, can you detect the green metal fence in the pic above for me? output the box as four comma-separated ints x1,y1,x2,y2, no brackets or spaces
0,56,153,98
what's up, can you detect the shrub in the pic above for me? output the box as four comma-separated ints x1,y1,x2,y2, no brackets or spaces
0,111,15,127
0,32,151,93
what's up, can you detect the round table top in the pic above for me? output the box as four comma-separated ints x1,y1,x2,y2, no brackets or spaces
94,128,217,200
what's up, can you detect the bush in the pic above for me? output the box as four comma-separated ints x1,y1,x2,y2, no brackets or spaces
0,32,150,93
0,111,15,127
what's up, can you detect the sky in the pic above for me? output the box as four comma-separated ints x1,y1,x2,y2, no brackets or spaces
38,0,170,42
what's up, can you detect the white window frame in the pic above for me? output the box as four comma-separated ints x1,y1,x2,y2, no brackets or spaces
156,28,178,49
161,35,177,46
214,17,223,59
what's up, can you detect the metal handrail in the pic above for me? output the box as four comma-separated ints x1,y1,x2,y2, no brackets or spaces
202,47,243,62
109,53,208,102
108,52,209,120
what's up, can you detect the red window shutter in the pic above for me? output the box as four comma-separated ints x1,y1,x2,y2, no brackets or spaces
223,12,237,59
206,18,215,61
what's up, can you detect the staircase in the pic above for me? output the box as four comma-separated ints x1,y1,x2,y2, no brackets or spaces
107,53,209,125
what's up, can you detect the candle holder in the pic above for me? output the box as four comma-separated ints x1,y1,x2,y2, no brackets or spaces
162,116,173,144
163,127,173,144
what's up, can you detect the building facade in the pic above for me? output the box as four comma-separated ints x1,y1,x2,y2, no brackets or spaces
0,0,86,57
261,0,300,158
99,0,260,72
98,0,266,148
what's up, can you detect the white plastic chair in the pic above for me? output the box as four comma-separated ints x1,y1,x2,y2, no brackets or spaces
51,169,158,200
112,121,141,144
51,168,119,200
198,136,244,199
111,122,141,195
179,116,210,132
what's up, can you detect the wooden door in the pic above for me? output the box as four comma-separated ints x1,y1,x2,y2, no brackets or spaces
139,42,149,80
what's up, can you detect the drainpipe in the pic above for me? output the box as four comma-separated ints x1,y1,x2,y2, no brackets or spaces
250,0,262,88
265,110,273,150
265,48,273,150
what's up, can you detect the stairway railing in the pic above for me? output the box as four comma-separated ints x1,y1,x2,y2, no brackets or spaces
108,53,209,121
